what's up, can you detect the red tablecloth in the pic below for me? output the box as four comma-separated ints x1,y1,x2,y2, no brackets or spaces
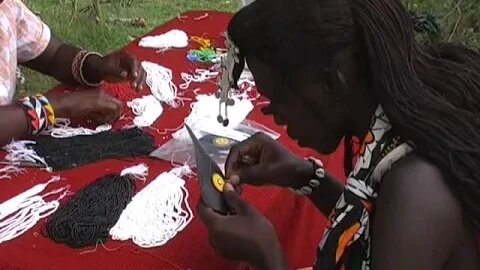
0,11,347,270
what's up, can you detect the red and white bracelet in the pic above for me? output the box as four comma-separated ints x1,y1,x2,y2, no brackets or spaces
289,157,326,196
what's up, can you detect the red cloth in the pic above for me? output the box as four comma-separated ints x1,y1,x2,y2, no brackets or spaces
0,11,346,270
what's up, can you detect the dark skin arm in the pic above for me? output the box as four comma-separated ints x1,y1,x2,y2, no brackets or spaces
22,35,145,90
0,89,123,146
371,154,472,269
0,105,29,146
293,158,344,216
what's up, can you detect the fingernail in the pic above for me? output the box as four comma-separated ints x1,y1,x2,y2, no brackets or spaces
134,72,138,77
133,82,137,88
121,71,128,78
224,183,234,192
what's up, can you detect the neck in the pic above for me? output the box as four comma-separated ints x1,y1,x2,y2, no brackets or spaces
351,104,377,142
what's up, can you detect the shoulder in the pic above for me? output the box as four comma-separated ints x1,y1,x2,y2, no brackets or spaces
371,154,466,269
379,153,462,221
375,153,464,248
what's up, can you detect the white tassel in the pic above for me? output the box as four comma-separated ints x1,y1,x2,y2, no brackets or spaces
127,95,163,128
139,29,188,52
3,140,49,169
120,163,149,182
141,61,180,108
0,165,26,180
0,176,69,244
110,166,193,248
42,118,111,138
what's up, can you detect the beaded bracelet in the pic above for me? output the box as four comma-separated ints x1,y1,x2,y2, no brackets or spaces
18,95,55,135
289,157,326,196
72,50,104,87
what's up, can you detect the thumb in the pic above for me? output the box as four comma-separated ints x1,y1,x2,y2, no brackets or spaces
232,164,271,186
222,183,250,214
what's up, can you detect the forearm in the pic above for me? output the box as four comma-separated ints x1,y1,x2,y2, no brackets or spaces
306,173,344,217
0,106,29,146
294,160,344,217
22,36,103,85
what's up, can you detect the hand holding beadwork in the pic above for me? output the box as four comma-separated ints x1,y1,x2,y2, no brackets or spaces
83,51,146,92
48,89,122,124
225,132,313,189
197,182,287,270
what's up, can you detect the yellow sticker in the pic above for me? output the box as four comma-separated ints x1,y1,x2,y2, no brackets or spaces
213,137,230,147
212,173,225,192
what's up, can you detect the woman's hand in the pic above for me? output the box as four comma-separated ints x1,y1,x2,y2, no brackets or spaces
84,51,146,92
48,89,122,124
197,183,287,270
225,132,313,188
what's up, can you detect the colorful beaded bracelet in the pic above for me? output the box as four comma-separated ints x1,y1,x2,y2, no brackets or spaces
18,94,55,135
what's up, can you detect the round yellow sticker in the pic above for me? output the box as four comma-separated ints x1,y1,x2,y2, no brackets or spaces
212,173,225,192
213,137,230,147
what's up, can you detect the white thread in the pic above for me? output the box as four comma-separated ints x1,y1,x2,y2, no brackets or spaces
0,165,26,180
3,140,50,169
0,176,68,244
120,163,149,182
42,118,112,138
127,95,164,127
109,165,193,248
139,29,189,52
141,61,180,108
179,69,219,90
172,94,253,142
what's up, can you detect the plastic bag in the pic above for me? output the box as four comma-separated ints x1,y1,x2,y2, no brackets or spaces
150,119,280,173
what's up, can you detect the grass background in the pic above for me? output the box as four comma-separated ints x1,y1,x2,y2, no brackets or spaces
22,0,479,94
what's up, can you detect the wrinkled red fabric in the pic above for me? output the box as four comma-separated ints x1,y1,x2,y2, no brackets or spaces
0,11,347,270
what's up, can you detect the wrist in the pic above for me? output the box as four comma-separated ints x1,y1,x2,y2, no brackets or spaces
82,53,104,85
259,241,288,270
290,157,325,196
293,158,316,188
17,95,56,135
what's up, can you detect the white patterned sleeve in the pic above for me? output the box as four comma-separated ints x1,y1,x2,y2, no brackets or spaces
13,0,51,63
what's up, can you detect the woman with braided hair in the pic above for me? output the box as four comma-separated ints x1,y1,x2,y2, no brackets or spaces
196,0,480,269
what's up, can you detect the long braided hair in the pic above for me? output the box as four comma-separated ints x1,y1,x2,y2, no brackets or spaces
353,0,480,229
229,0,480,229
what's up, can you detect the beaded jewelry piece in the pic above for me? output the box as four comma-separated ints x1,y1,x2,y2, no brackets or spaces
215,33,240,127
71,50,103,87
18,94,55,135
289,157,326,196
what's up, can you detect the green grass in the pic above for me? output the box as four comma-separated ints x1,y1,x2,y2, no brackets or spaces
23,0,236,94
22,0,479,94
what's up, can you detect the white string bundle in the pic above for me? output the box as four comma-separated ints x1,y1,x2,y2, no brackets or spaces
3,140,49,169
120,163,149,182
0,176,70,244
127,95,163,128
172,94,254,142
0,165,26,180
42,118,112,139
179,69,219,90
109,165,193,248
139,29,189,52
141,61,180,108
